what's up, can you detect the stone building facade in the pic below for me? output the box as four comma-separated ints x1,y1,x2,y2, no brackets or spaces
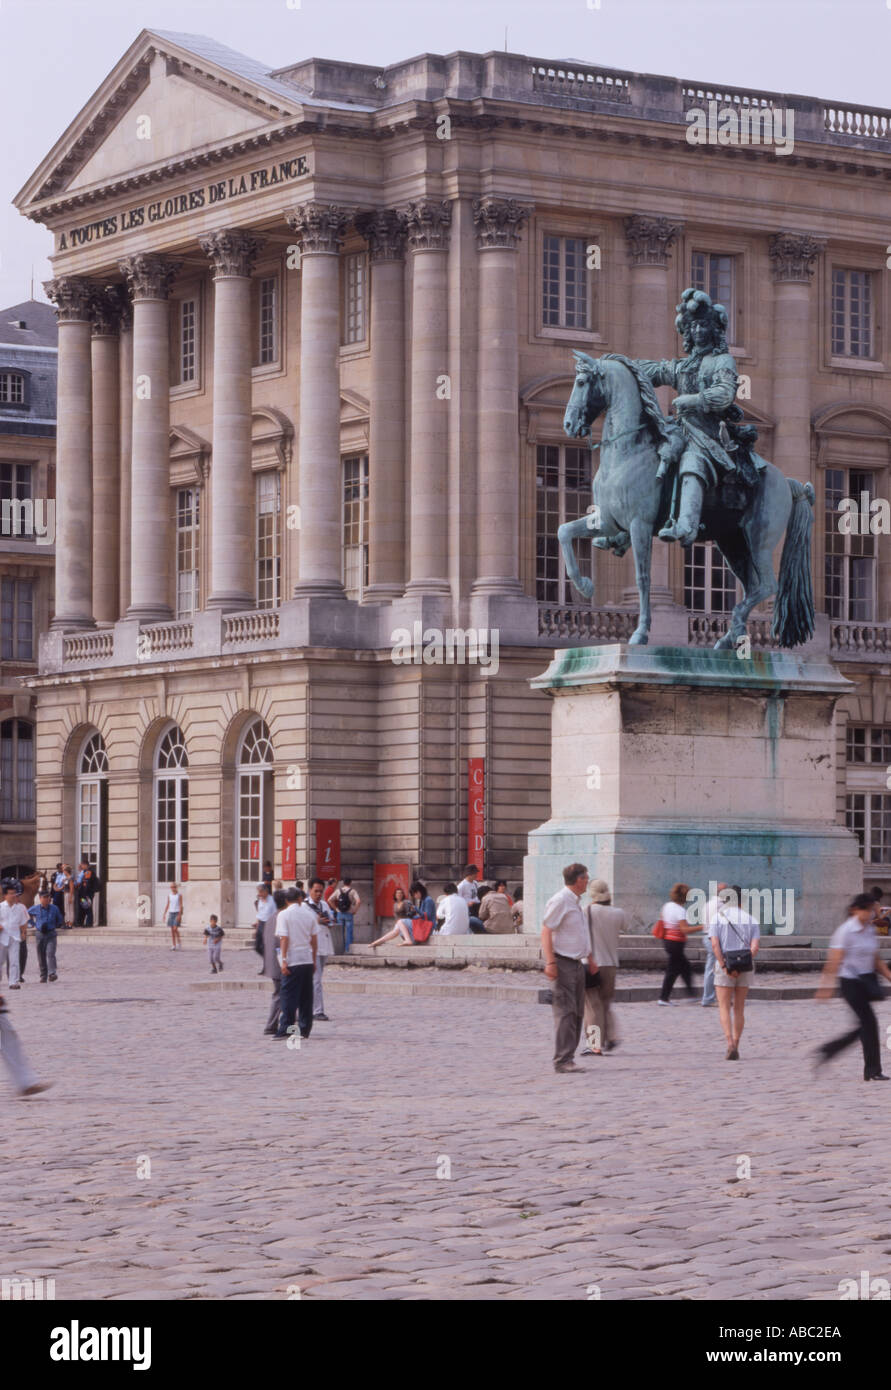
0,300,56,877
13,30,891,925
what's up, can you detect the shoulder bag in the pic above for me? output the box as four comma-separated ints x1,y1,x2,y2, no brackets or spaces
719,911,753,975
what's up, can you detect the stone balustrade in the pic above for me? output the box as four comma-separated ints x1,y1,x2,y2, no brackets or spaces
687,614,779,649
223,610,280,645
141,620,194,656
530,62,631,103
62,630,114,664
830,620,891,658
537,605,638,643
823,105,891,140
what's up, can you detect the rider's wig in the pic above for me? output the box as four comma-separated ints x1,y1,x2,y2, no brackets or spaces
675,287,729,354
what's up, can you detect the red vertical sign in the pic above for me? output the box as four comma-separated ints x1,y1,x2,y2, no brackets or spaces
468,758,485,869
316,820,341,880
281,820,297,881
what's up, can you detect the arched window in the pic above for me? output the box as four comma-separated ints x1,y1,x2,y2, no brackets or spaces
237,718,274,891
154,725,188,891
0,718,35,821
77,731,107,880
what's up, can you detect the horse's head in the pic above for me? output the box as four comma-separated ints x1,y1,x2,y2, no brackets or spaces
564,351,606,440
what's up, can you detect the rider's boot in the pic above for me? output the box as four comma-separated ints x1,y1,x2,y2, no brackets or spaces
658,477,704,546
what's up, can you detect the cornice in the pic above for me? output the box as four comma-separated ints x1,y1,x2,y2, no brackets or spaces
24,98,891,228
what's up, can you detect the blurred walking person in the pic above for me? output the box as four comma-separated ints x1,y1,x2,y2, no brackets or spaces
581,879,626,1055
815,893,891,1081
711,885,760,1059
262,889,287,1035
657,883,696,1005
0,989,50,1097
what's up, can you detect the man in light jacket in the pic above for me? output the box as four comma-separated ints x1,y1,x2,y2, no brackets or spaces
478,880,515,934
582,879,626,1055
262,889,286,1035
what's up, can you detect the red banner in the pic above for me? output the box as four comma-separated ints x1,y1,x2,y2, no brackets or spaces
374,863,411,920
249,839,260,861
468,757,485,869
315,820,341,880
281,820,296,881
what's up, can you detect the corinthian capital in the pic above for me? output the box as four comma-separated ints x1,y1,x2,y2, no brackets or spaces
769,232,824,283
118,254,181,301
472,198,530,251
285,204,350,255
44,277,93,322
199,228,262,278
624,215,683,268
88,284,129,336
404,201,452,252
355,209,408,262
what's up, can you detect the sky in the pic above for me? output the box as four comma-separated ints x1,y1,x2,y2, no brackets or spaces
1,0,888,308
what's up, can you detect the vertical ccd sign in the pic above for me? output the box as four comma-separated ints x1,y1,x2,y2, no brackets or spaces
468,758,485,870
281,819,297,881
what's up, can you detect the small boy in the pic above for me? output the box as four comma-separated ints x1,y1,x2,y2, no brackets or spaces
204,915,225,974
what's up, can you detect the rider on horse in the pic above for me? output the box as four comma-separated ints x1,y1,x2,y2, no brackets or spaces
638,288,765,546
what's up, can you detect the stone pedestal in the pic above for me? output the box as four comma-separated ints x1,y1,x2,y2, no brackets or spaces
524,645,862,935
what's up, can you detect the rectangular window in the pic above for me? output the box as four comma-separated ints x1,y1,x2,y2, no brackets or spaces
832,269,873,358
1,719,34,822
535,444,594,603
179,298,197,383
824,467,876,620
0,373,25,404
691,252,736,330
542,236,589,330
258,275,279,365
342,454,369,600
846,726,891,764
342,254,367,345
255,471,281,610
1,577,34,660
0,462,35,540
684,542,738,613
847,792,891,864
175,488,200,618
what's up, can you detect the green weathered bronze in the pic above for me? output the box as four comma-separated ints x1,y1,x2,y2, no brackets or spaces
560,287,815,649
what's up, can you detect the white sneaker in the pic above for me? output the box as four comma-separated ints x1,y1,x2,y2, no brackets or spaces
657,999,677,1006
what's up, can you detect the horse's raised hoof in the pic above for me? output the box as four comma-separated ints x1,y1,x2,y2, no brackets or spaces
573,577,594,600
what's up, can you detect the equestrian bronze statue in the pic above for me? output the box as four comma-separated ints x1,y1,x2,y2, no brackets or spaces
560,287,815,650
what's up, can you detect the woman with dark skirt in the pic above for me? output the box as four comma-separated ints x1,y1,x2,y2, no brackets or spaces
815,893,891,1081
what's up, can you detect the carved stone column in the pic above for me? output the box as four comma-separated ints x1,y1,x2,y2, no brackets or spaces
405,201,451,596
286,204,349,597
471,198,529,597
200,229,262,610
623,215,684,624
117,290,133,616
45,277,95,630
89,287,125,624
119,253,181,622
356,210,407,601
770,232,823,483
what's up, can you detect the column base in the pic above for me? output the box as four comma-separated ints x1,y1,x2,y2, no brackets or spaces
206,593,256,614
363,583,402,604
470,577,525,598
468,591,540,646
292,580,347,600
125,604,173,623
279,595,381,648
49,614,96,631
402,578,452,598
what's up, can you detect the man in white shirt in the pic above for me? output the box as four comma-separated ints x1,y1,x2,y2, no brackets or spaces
274,888,318,1041
541,863,596,1073
306,877,336,1021
0,883,29,988
438,885,471,935
696,881,729,1008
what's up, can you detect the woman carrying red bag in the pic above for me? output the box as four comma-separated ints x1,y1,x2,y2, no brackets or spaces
657,882,696,1005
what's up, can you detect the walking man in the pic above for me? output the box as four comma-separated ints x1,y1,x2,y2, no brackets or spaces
274,887,318,1042
0,881,28,988
0,990,50,1097
306,877,335,1021
28,888,63,982
582,879,626,1055
262,889,286,1035
541,863,597,1074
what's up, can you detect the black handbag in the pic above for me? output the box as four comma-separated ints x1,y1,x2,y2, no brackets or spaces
858,971,884,1002
584,967,602,989
719,910,753,975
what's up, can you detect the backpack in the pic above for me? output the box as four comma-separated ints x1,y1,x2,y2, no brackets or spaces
337,889,352,913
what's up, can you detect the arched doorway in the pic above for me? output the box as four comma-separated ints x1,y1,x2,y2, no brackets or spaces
236,717,274,924
76,731,108,925
153,724,189,923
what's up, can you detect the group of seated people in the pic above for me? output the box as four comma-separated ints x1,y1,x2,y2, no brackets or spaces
370,868,524,948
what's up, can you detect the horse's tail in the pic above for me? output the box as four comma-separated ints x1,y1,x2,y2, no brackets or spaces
772,479,815,648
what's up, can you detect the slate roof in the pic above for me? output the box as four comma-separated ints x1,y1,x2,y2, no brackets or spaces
0,300,58,349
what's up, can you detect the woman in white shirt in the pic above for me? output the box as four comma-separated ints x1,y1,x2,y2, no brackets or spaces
657,883,696,1005
815,893,891,1081
710,886,760,1060
165,883,183,950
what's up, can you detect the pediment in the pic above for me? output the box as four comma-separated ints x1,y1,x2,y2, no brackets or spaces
16,29,302,208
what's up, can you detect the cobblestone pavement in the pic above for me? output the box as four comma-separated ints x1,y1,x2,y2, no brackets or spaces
2,942,889,1301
